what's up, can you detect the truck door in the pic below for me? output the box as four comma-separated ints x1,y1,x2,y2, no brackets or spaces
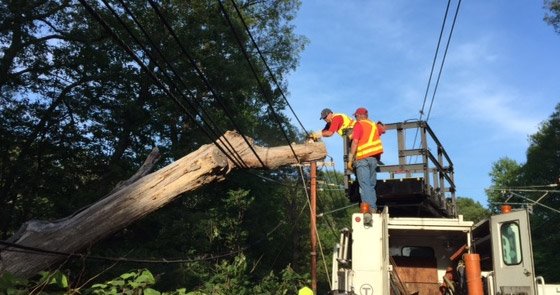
490,209,536,295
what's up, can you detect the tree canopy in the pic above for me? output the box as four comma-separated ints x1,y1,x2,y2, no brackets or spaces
544,0,560,33
0,0,356,293
0,0,307,237
456,197,490,224
486,103,560,282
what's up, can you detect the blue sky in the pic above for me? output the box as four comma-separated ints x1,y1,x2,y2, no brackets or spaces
285,1,560,206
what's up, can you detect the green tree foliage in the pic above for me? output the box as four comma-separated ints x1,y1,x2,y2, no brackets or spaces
486,157,522,212
1,0,320,291
0,0,307,237
521,103,560,282
456,197,490,224
487,103,560,282
0,262,306,294
544,0,560,33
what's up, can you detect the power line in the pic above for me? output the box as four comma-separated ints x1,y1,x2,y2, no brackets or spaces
425,0,462,121
143,0,268,168
410,0,462,162
241,170,300,187
505,192,560,214
217,0,301,163
228,0,310,137
488,183,559,190
418,0,452,120
112,0,251,168
100,0,249,169
76,0,321,277
0,219,287,264
488,188,560,193
77,0,247,168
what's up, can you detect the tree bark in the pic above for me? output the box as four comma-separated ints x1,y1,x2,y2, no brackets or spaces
0,131,326,278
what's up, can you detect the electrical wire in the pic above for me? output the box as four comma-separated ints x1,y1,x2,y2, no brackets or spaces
317,203,358,217
217,0,301,163
418,0,452,121
410,0,462,161
409,0,452,163
241,170,299,188
112,0,251,167
228,0,310,137
99,0,249,169
76,0,327,285
487,188,560,193
144,0,268,168
297,164,332,289
318,165,347,239
269,194,309,270
216,3,336,283
314,218,332,290
77,0,247,168
504,192,560,214
425,0,462,121
0,219,287,264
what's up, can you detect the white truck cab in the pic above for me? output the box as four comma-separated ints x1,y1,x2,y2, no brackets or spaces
330,208,559,295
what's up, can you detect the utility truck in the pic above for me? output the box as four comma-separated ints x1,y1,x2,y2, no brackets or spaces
330,121,560,295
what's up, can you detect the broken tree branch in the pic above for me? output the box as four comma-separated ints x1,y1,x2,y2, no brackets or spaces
0,131,326,278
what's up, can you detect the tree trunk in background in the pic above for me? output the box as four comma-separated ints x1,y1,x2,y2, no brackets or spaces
0,131,326,278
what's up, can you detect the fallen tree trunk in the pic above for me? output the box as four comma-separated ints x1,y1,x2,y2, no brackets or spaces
0,131,326,278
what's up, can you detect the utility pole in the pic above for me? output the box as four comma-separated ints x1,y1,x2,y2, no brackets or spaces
310,161,317,294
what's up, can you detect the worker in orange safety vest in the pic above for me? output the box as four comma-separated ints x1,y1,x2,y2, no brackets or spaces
347,107,384,212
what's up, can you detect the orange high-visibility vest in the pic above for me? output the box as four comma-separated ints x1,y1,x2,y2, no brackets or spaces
333,113,355,137
356,119,383,160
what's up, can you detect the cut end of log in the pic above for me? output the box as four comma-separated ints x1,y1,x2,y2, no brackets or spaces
217,131,327,169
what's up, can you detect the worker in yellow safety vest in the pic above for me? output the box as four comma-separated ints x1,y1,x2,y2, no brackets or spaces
298,286,313,295
347,107,384,212
310,108,355,140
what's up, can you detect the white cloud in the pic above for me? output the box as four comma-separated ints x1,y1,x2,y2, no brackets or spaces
450,38,500,66
442,82,541,136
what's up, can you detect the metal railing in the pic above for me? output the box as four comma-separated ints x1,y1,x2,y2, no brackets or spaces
379,121,457,216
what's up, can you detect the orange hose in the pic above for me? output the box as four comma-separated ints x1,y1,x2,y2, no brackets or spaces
464,254,484,295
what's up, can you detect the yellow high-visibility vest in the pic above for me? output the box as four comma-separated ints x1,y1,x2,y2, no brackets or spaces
333,113,355,137
298,286,313,295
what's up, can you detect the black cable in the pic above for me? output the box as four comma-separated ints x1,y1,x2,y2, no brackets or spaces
0,220,286,264
319,160,343,204
321,211,340,240
319,159,348,239
216,0,301,163
77,0,320,272
410,0,452,163
419,0,452,120
228,0,309,137
100,0,249,169
241,170,299,188
146,0,267,168
425,0,462,121
410,0,461,164
77,0,247,168
270,191,310,269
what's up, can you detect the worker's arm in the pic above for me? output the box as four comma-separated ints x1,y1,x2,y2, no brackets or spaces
322,129,335,137
377,121,386,135
322,116,343,138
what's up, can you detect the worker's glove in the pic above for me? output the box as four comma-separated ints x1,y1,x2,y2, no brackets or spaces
347,155,354,170
308,131,322,142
